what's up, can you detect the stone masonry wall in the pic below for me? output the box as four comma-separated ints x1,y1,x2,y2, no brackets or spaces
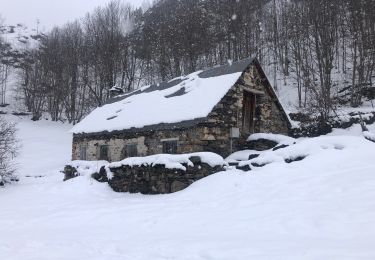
72,124,236,161
105,157,225,194
207,64,290,150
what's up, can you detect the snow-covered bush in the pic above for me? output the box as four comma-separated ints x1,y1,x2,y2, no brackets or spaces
0,117,19,185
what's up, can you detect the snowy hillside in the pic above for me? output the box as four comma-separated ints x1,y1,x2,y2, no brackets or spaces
0,24,41,50
0,23,44,107
1,115,375,259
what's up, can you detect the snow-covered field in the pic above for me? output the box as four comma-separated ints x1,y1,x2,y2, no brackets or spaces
1,115,375,260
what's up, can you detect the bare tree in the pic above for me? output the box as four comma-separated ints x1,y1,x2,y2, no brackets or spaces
0,31,12,105
0,116,19,186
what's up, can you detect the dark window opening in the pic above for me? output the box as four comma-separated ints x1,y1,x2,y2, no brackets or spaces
162,140,178,154
80,146,87,160
99,145,109,161
123,143,138,158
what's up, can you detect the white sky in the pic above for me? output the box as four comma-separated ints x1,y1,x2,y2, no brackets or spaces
0,0,145,31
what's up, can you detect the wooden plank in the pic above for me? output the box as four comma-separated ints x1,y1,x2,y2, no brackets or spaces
244,87,265,95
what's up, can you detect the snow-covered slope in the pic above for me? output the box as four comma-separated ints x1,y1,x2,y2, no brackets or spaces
4,114,72,178
1,115,375,260
0,24,41,50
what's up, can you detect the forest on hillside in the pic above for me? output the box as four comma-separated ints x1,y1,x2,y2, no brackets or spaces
0,0,374,124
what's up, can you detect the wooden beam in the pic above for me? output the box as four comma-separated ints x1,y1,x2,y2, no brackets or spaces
244,88,265,95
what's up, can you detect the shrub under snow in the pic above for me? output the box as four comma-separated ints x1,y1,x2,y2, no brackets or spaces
0,117,19,185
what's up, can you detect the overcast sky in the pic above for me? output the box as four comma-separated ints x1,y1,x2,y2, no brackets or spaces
0,0,145,31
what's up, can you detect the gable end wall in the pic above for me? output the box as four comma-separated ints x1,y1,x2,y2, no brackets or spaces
205,63,289,150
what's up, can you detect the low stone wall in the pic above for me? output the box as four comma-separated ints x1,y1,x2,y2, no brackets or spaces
63,153,226,194
93,156,225,194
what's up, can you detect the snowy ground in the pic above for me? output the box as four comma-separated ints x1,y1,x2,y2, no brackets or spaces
1,115,375,260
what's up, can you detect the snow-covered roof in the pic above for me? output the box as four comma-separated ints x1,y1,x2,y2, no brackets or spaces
71,58,255,134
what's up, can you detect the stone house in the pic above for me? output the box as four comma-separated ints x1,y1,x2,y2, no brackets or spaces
71,58,291,162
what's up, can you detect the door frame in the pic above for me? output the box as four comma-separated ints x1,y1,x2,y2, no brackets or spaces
242,90,256,134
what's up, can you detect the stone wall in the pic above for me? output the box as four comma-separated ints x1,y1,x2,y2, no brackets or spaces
208,64,290,136
72,63,290,161
73,125,236,161
100,157,225,194
73,136,148,162
207,64,290,151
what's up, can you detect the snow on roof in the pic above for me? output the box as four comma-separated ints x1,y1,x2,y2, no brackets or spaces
71,58,254,134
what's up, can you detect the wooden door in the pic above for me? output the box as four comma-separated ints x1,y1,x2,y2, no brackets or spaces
243,91,256,133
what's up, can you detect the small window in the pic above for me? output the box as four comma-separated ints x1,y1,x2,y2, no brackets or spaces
123,143,138,158
162,140,178,154
80,146,87,160
99,145,109,161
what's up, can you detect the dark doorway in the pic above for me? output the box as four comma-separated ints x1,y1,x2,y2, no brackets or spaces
243,91,256,133
99,145,109,161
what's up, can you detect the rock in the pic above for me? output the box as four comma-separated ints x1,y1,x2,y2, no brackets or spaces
285,156,306,164
285,156,306,163
273,144,289,151
91,166,108,183
246,139,278,151
236,164,251,171
228,161,239,167
63,165,78,181
171,180,189,193
189,156,202,164
248,154,260,160
251,162,266,167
